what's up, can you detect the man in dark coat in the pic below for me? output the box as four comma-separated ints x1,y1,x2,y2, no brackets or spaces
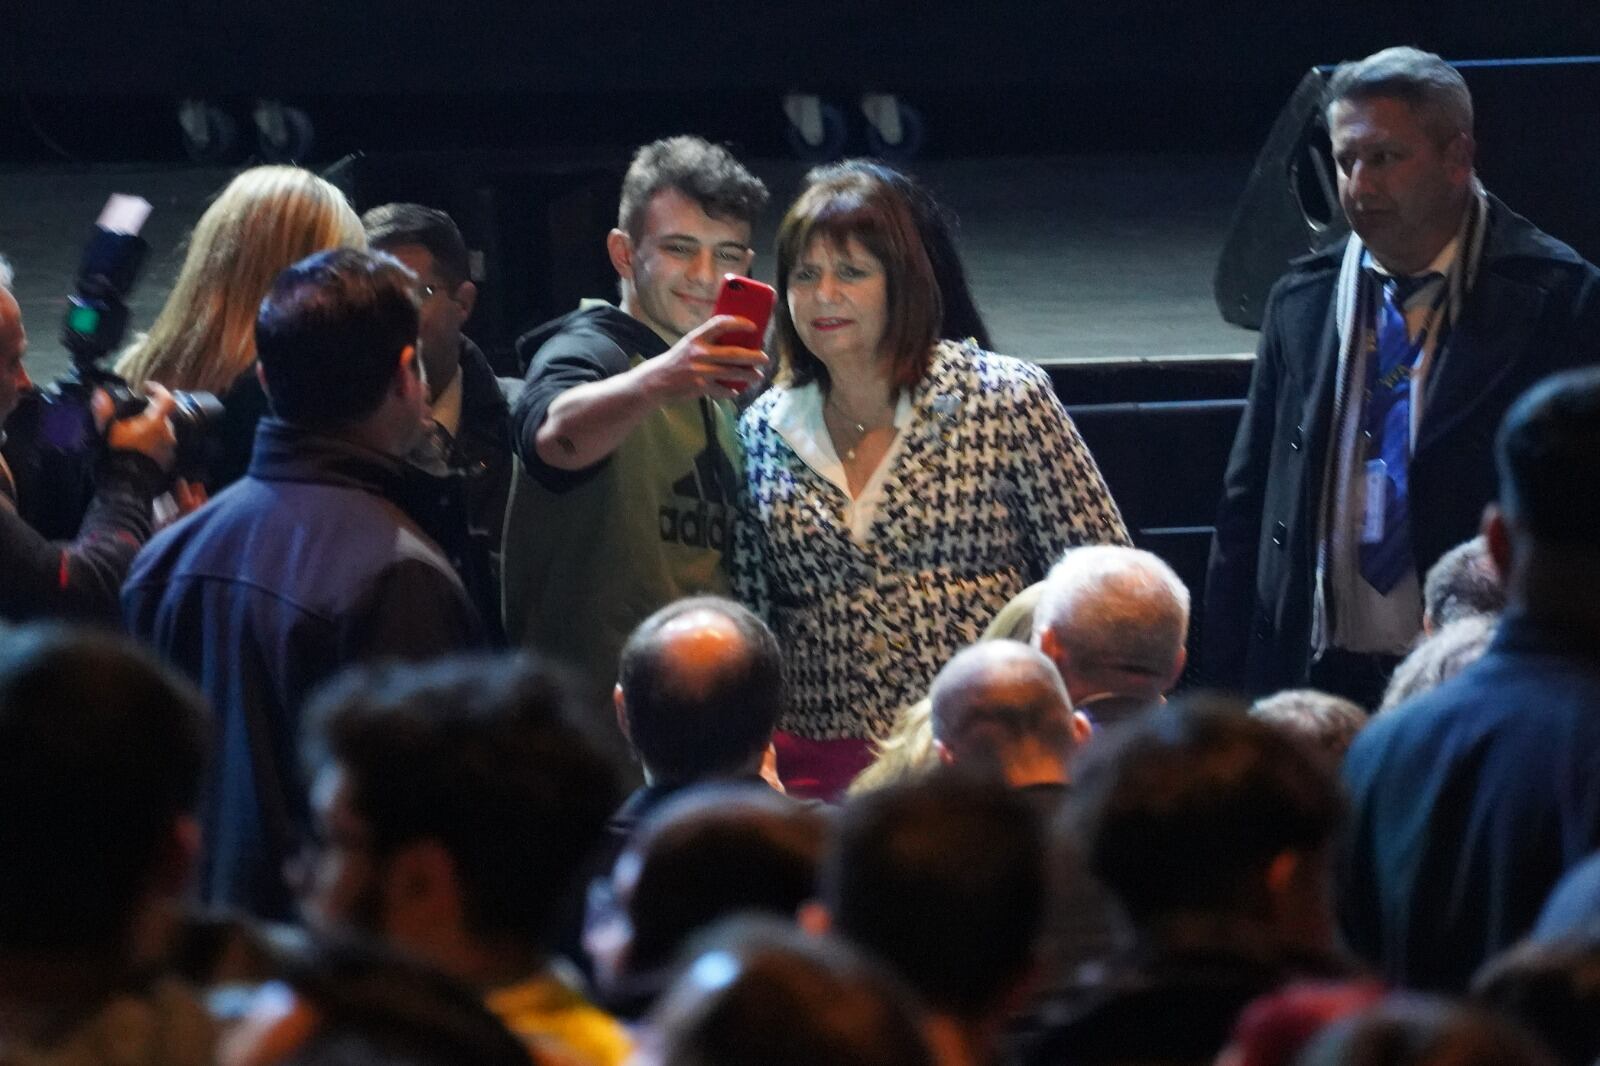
1203,47,1600,704
124,249,485,920
363,203,516,639
1339,365,1600,993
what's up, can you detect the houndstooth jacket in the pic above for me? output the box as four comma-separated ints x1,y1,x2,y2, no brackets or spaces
732,340,1130,740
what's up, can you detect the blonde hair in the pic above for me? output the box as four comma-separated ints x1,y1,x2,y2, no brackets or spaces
117,166,365,395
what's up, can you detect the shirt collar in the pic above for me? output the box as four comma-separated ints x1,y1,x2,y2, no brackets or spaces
767,379,912,496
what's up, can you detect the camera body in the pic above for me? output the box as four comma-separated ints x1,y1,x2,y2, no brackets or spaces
36,197,222,480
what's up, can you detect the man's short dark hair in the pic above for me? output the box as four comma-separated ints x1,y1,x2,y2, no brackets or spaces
617,136,769,242
617,596,784,782
824,770,1046,1019
1473,935,1600,1066
361,204,471,287
272,934,533,1066
1423,536,1506,628
650,917,933,1066
1298,995,1556,1066
0,625,206,952
1496,366,1600,550
622,786,826,976
1070,693,1344,926
304,654,621,950
256,248,420,428
1250,688,1368,762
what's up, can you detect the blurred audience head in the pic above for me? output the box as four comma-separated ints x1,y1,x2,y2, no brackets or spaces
1422,535,1504,633
1378,614,1497,712
1216,980,1387,1066
590,786,826,1002
361,203,477,403
930,641,1089,788
1472,935,1600,1066
220,935,530,1066
616,596,784,785
1069,694,1343,951
635,918,932,1066
1487,367,1600,602
118,165,363,395
1294,995,1555,1066
255,248,425,444
819,770,1046,1025
0,625,206,959
1250,689,1367,763
774,165,942,391
811,160,991,350
297,654,620,978
1033,545,1190,721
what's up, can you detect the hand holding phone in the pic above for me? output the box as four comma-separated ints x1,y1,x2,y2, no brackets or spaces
710,274,775,392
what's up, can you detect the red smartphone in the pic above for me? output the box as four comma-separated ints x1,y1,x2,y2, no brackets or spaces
710,273,775,392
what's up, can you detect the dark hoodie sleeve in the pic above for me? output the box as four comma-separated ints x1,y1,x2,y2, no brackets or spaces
511,327,632,493
0,450,163,624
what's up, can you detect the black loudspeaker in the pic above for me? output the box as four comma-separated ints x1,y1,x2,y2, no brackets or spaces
323,151,624,374
1215,56,1600,331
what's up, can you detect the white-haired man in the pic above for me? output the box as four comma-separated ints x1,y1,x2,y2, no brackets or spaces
1031,544,1190,729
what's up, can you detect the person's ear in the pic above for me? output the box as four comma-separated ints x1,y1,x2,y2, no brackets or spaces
1165,644,1188,692
1265,850,1300,902
934,738,956,766
453,279,477,323
1483,503,1513,582
1036,627,1062,667
380,838,460,937
1445,131,1476,181
153,814,202,896
607,229,635,282
614,684,631,743
393,344,422,397
256,361,271,398
797,899,832,936
1070,710,1094,747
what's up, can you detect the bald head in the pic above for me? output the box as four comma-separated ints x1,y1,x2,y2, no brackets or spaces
617,596,784,783
931,642,1083,781
0,274,30,429
652,608,750,701
1032,546,1190,702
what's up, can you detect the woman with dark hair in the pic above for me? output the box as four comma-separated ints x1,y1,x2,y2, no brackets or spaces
732,164,1128,799
824,161,992,349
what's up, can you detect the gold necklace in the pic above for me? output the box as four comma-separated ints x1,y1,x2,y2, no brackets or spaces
825,392,892,462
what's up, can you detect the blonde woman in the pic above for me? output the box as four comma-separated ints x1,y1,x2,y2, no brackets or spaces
120,166,364,394
118,166,364,485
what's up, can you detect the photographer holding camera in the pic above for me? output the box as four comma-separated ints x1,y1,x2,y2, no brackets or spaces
0,255,182,624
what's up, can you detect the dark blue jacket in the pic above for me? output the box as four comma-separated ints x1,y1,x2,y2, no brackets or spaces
123,419,485,919
1339,613,1600,991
